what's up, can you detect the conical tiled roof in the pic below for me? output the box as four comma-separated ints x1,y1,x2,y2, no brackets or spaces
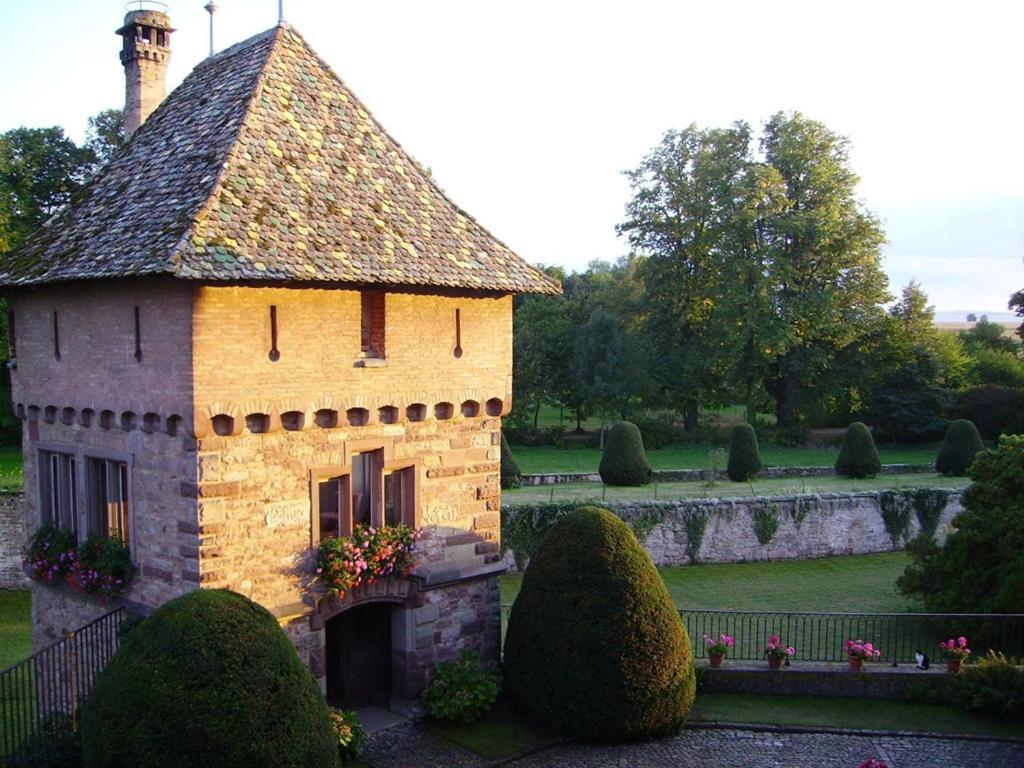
0,25,559,294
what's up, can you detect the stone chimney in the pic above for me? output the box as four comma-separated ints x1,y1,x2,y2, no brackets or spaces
116,4,174,138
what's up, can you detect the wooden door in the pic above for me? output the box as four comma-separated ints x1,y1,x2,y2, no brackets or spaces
325,603,393,708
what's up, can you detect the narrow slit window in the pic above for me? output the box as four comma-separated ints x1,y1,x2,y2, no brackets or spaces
133,306,143,361
453,308,463,358
269,305,280,361
7,310,15,358
360,291,385,358
52,311,61,361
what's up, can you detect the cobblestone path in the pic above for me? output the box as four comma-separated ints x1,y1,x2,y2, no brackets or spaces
365,722,1024,768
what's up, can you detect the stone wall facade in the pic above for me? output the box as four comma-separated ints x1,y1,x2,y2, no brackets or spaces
0,492,27,589
10,280,510,704
503,490,963,570
30,581,112,649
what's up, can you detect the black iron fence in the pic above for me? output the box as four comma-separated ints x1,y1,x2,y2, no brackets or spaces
499,605,1024,665
1,607,128,762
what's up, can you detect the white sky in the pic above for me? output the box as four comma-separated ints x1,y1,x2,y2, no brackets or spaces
1,0,1022,313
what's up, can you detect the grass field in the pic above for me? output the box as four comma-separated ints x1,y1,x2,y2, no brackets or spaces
509,443,940,475
0,590,31,670
501,551,920,613
503,472,968,505
692,693,1024,739
0,449,22,491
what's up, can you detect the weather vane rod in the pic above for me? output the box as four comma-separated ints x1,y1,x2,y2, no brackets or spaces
204,2,217,56
278,0,284,23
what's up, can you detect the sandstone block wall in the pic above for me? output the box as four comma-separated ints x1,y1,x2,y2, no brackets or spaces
30,581,112,649
20,419,198,610
0,492,26,589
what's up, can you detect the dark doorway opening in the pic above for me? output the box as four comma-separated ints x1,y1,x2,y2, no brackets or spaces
324,603,393,708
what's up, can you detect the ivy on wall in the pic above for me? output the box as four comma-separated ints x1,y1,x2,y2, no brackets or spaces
683,508,709,564
878,491,913,548
909,488,950,541
789,497,816,528
752,504,780,545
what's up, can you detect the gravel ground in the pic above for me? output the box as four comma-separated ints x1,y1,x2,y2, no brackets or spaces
365,721,1024,768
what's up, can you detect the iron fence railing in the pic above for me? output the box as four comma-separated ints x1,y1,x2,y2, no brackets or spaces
499,605,1024,665
1,607,128,762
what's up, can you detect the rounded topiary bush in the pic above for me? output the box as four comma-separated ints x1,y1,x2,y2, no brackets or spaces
503,506,695,742
935,419,985,477
81,589,338,768
727,423,762,481
834,422,881,478
598,421,652,486
500,432,522,489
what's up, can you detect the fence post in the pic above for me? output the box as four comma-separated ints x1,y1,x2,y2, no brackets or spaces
66,630,78,730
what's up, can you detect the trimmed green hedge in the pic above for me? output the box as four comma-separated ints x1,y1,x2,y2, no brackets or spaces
598,421,652,486
835,422,881,478
503,506,695,742
82,589,339,768
500,432,522,489
935,419,984,477
727,423,762,481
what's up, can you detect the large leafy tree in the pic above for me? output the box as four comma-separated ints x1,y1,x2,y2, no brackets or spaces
618,123,754,428
1010,288,1024,343
759,112,889,427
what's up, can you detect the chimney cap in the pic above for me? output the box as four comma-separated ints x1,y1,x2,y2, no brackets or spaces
116,1,174,35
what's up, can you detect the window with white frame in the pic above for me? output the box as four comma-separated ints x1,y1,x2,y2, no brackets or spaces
39,450,77,534
86,457,130,544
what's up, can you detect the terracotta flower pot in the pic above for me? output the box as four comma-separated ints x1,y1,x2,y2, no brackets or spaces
848,656,864,672
767,654,782,670
708,653,724,668
945,658,962,674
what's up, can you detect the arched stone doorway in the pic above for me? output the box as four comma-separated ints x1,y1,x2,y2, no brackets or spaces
324,602,395,708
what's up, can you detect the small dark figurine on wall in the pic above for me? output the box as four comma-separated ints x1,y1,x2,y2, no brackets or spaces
915,651,930,669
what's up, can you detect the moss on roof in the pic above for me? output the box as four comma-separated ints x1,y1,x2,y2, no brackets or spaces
1,25,559,295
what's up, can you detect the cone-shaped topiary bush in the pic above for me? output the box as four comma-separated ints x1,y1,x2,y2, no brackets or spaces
727,423,762,481
503,506,695,743
835,422,882,478
598,421,652,486
500,432,522,489
935,419,985,477
82,589,339,768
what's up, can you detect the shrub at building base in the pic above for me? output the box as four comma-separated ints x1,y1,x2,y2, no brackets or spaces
81,589,339,768
834,422,881,478
500,432,522,489
503,506,695,743
598,421,652,486
422,649,501,723
727,423,762,481
935,419,985,476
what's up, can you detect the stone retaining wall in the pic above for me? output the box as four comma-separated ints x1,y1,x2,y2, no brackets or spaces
0,491,27,590
502,489,962,571
521,463,934,486
699,661,952,700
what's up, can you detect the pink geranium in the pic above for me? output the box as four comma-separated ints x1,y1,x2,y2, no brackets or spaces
703,633,735,655
939,636,971,660
765,635,796,659
846,639,882,661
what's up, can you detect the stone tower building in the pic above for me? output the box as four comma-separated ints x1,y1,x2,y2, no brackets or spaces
1,10,557,709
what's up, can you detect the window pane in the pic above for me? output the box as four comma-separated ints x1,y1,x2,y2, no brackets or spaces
39,451,76,535
318,477,341,540
384,467,413,527
85,458,129,544
351,454,372,527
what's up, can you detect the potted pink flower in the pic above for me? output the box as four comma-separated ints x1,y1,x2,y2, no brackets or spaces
845,639,881,671
702,633,735,668
859,761,888,768
764,635,795,670
939,636,971,673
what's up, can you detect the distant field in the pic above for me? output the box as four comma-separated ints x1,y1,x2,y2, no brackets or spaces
510,443,939,475
934,320,1017,335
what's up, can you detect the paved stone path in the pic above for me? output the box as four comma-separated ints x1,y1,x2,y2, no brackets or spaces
364,722,1024,768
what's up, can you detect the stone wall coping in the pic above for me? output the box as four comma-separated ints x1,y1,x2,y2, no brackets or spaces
22,565,155,617
417,560,507,590
504,487,964,513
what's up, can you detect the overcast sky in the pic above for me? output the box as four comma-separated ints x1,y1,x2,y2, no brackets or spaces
2,0,1022,314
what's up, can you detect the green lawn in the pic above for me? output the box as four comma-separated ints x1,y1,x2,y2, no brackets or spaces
426,695,558,760
0,590,31,669
0,448,22,491
510,443,939,475
504,473,968,505
692,693,1024,739
502,552,921,613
